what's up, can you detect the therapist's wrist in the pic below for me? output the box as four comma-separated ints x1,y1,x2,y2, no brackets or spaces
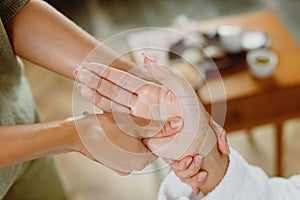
200,144,229,195
59,117,87,154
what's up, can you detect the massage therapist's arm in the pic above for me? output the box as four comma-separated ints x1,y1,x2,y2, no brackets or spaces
0,114,182,173
0,118,80,168
6,0,135,79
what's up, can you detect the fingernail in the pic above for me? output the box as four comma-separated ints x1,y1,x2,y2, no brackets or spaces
226,143,230,153
81,62,89,69
170,118,183,130
77,84,93,97
221,138,230,154
185,157,193,167
194,187,201,195
78,71,93,83
198,172,207,183
77,83,83,90
142,52,156,63
74,68,80,76
194,155,203,167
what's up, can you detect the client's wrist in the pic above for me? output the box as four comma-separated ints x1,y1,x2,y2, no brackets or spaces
200,144,229,195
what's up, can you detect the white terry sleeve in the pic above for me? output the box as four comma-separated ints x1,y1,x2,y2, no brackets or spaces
158,148,300,200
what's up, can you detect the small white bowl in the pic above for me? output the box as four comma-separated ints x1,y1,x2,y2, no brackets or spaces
246,49,278,78
218,25,243,53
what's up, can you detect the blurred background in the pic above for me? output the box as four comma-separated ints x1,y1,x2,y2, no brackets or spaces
23,0,300,199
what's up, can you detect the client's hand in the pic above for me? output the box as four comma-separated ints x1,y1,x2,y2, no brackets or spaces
69,113,183,175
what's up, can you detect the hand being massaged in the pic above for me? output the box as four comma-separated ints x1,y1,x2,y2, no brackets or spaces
74,53,229,175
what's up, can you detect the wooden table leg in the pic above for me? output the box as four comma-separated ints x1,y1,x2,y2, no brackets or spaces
275,122,284,177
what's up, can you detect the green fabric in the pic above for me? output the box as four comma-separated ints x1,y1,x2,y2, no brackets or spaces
3,157,67,200
0,3,34,197
0,1,67,199
0,0,29,24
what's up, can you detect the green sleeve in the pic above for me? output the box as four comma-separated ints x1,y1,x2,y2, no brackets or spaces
0,0,29,24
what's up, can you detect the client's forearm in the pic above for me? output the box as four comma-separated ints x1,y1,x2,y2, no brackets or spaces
200,144,229,195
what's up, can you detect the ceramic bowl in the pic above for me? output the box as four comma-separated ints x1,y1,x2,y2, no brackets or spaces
246,49,278,78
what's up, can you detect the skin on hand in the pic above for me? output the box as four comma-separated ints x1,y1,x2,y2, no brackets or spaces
75,54,216,160
70,113,183,174
74,53,230,181
169,121,229,195
145,55,229,194
210,119,229,155
171,155,208,195
171,145,229,196
75,62,180,120
143,56,230,195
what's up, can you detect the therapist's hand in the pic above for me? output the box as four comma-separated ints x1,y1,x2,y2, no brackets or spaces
75,61,180,121
75,54,229,160
170,155,207,195
170,121,229,195
69,113,183,174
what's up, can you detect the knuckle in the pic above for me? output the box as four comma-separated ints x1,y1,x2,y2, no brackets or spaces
189,165,200,175
170,161,179,169
102,67,111,79
118,74,131,87
173,169,181,177
97,77,104,90
129,94,138,108
95,94,103,106
111,85,121,99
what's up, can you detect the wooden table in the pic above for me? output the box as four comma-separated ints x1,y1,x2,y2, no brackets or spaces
197,11,300,176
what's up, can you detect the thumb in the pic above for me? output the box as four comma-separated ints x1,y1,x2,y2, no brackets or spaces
153,117,183,138
133,117,183,138
143,135,175,154
116,114,183,139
